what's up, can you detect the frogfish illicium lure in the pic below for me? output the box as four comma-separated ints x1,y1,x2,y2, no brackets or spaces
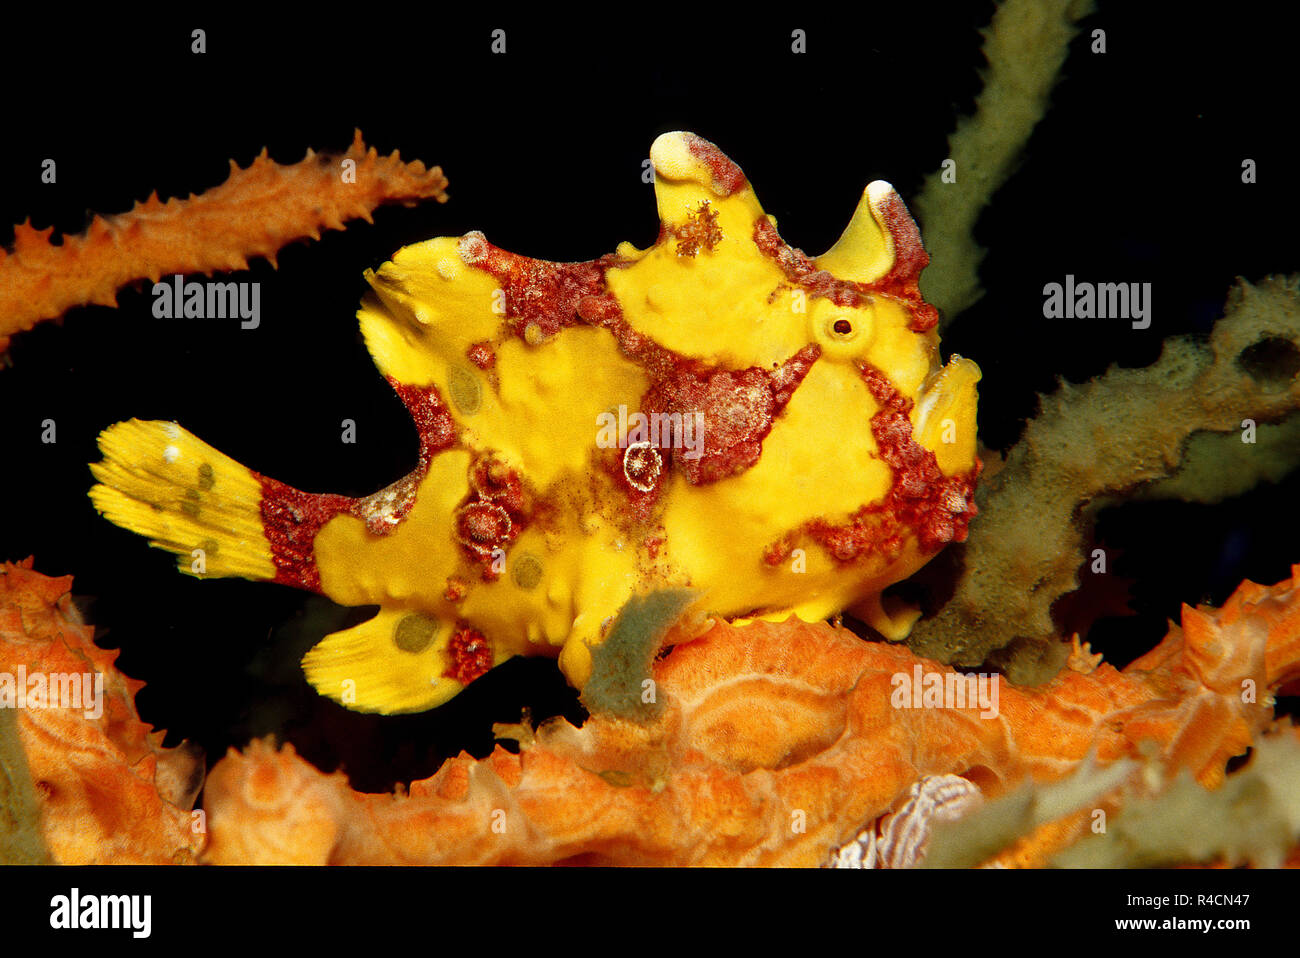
89,132,981,715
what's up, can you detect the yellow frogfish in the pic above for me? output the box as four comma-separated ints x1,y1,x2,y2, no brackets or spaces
88,132,981,715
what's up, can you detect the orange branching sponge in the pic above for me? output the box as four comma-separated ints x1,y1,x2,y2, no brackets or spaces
202,566,1300,866
937,567,1300,869
0,129,449,350
0,558,203,863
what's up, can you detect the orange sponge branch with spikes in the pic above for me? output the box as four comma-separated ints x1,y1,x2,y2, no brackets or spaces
0,558,205,863
0,129,449,351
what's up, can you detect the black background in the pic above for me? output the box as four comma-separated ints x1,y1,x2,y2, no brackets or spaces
2,5,1298,803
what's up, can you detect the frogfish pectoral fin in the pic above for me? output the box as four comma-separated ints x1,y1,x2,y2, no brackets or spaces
89,419,279,581
301,607,500,714
850,592,925,642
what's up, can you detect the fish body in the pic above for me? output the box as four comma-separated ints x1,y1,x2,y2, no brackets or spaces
89,132,981,714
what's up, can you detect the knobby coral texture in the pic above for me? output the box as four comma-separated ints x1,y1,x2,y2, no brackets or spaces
0,129,449,352
199,567,1300,865
0,560,203,864
4,561,1297,865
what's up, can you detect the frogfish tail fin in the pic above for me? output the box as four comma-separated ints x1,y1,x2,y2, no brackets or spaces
89,419,279,582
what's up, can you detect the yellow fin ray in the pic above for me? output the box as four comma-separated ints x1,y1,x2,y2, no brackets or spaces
850,593,925,642
88,419,276,580
301,607,482,714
